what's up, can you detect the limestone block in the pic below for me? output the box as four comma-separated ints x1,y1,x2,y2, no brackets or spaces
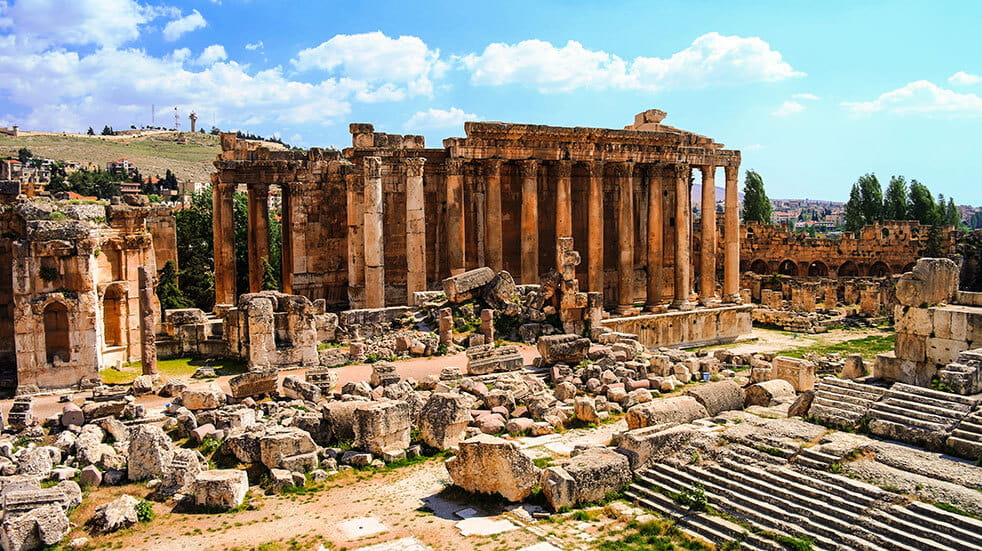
0,504,69,551
895,258,958,307
442,267,495,303
895,332,927,363
182,384,226,411
926,337,966,367
88,495,139,533
615,424,699,471
771,356,817,392
894,306,933,336
541,448,632,511
192,469,249,510
353,401,411,456
684,380,744,416
418,393,471,450
369,362,400,387
466,344,524,375
445,434,541,502
259,427,318,472
873,352,934,386
839,354,867,380
60,404,84,428
228,370,278,399
744,379,797,407
127,425,174,482
282,375,322,402
482,271,519,310
625,396,709,430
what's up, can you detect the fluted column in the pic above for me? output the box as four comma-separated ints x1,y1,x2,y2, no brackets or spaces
363,157,384,308
587,161,604,296
280,182,299,294
519,159,539,283
445,159,466,275
345,168,364,307
247,182,270,293
672,164,694,310
700,165,718,305
405,157,426,305
483,159,503,272
211,174,236,305
724,164,742,302
645,166,664,310
614,161,635,313
555,160,573,268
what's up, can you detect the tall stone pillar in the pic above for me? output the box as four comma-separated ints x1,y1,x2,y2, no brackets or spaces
555,160,573,268
700,165,718,304
280,182,298,294
519,159,539,284
405,157,427,305
587,161,604,296
345,169,365,307
645,167,664,310
363,157,385,308
212,174,236,306
138,265,157,376
483,159,503,273
724,164,742,302
247,182,270,293
445,159,466,276
614,162,635,313
672,164,694,310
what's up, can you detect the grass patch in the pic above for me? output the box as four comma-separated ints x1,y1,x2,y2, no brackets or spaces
775,334,894,362
774,534,814,551
598,517,712,551
935,501,982,520
99,357,248,385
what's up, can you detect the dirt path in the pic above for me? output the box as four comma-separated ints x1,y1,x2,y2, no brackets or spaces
718,326,888,356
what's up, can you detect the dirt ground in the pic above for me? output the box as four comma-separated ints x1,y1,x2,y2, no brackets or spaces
714,326,888,355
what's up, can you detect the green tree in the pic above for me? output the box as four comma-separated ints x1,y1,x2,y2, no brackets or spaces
175,189,216,310
922,224,945,257
17,147,32,163
857,173,883,224
908,180,938,225
101,125,114,136
883,176,909,220
261,258,279,290
156,260,192,310
970,211,982,230
741,170,772,224
944,198,960,227
844,184,865,232
86,127,95,136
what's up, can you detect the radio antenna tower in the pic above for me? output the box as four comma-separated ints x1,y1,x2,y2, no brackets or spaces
174,107,180,131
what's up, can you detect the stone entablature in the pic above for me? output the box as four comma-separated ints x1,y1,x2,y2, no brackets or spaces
742,221,956,278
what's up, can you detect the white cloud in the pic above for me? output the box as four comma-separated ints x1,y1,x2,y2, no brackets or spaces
195,45,227,66
162,9,206,42
772,100,804,116
245,40,264,51
0,0,175,50
461,32,803,93
949,71,982,86
792,93,820,100
293,31,446,97
744,144,765,151
404,107,478,130
842,80,982,116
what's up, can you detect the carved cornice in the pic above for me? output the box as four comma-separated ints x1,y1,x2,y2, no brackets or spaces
403,157,426,178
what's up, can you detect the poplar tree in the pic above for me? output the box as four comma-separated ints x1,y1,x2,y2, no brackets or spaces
741,170,772,224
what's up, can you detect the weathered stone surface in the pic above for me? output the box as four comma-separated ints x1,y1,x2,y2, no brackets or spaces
127,425,174,482
625,396,709,430
772,356,817,392
537,334,590,365
88,494,140,534
353,401,411,455
744,379,797,407
228,370,278,399
1,504,69,551
541,448,631,511
787,390,815,418
259,427,318,472
192,469,249,510
418,393,470,450
616,424,699,471
16,448,53,477
684,380,744,416
574,396,599,424
442,267,495,303
60,404,84,428
369,362,400,388
446,434,540,502
282,375,322,402
896,258,959,307
182,384,226,410
840,354,867,380
466,344,524,375
940,349,982,395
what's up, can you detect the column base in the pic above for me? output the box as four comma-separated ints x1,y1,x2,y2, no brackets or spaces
644,303,668,314
699,296,721,307
724,293,743,304
615,304,638,316
670,300,695,311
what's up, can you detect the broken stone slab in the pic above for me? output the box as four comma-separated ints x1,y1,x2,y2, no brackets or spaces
353,401,411,456
259,427,318,472
615,424,700,472
445,434,541,502
88,494,140,534
0,504,69,551
684,380,745,416
192,469,249,511
305,367,339,395
182,384,226,410
127,424,175,482
896,258,959,307
537,334,590,365
744,379,797,407
369,361,401,388
418,393,471,450
540,448,632,511
442,267,496,303
839,354,867,380
771,356,817,392
60,404,84,428
228,370,278,399
282,375,321,402
466,344,524,375
625,396,709,430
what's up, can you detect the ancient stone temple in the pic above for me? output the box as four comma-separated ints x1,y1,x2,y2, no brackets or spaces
213,110,746,338
0,184,176,394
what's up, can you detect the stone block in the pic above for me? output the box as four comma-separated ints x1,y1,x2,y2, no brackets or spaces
927,337,967,367
228,370,278,399
442,267,495,303
625,396,709,430
537,334,590,365
259,427,318,472
895,332,927,363
192,469,249,510
282,375,322,402
127,425,174,482
615,424,699,471
353,401,411,456
684,380,744,416
771,356,817,392
744,379,796,407
466,344,524,375
445,434,540,502
540,448,631,511
418,393,471,450
895,258,958,307
182,384,226,410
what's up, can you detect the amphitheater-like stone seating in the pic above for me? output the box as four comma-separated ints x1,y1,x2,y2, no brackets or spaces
947,409,982,460
808,378,888,429
868,383,978,450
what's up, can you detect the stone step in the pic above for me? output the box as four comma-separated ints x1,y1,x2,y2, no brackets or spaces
874,401,961,427
816,379,887,402
891,383,979,408
793,468,891,504
798,448,840,464
907,500,982,543
720,458,877,514
952,419,982,436
880,394,971,421
868,409,949,434
867,505,982,551
945,435,982,460
812,394,870,414
723,444,789,467
793,454,831,471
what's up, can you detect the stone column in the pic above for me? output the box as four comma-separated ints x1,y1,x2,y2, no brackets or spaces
345,168,365,307
212,174,236,306
280,182,298,294
519,159,539,284
700,165,718,305
614,162,635,313
247,182,270,293
405,157,426,305
483,159,503,273
555,160,573,269
645,166,664,310
363,157,384,308
587,161,604,296
672,164,694,310
138,265,157,376
445,159,466,276
724,164,741,302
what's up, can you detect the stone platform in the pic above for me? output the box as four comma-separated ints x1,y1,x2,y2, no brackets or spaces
599,304,752,350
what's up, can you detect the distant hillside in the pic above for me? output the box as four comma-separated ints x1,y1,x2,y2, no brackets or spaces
691,183,743,203
0,130,282,184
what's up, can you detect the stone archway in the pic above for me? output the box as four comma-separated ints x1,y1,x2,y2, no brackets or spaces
778,259,798,276
869,261,890,277
102,285,126,348
43,302,70,364
808,261,829,277
750,259,769,275
838,261,859,277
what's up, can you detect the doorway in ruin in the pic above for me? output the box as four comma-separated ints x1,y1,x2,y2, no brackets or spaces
43,302,70,364
808,261,829,277
749,259,769,275
778,259,798,276
838,261,860,277
102,285,125,348
869,261,890,277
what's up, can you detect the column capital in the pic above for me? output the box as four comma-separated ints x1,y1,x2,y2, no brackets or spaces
587,160,605,178
609,160,635,177
673,163,691,179
403,157,426,178
364,156,382,179
518,159,538,178
698,165,716,177
480,158,502,177
446,158,465,176
554,160,573,179
724,164,739,181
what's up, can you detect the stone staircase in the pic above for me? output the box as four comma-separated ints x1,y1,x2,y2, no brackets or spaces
947,409,982,460
627,445,982,551
868,383,978,450
794,446,840,471
808,378,887,429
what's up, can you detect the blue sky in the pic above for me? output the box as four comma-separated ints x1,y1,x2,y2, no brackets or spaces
0,0,979,204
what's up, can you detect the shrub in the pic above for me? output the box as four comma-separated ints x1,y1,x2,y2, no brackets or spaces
136,499,155,522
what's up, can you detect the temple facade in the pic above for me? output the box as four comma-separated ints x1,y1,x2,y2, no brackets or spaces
213,110,743,318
